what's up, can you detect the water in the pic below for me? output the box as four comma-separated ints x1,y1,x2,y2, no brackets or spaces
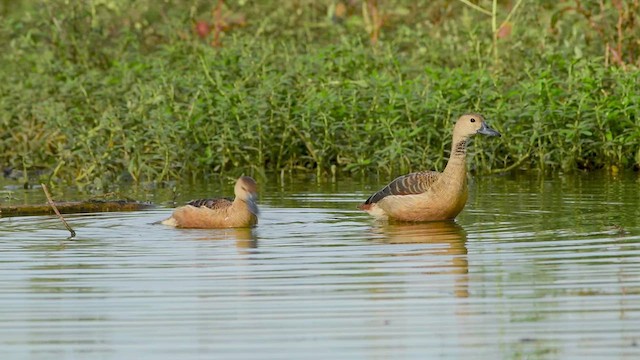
1,172,640,359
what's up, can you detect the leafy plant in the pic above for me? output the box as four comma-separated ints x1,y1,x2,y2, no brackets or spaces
0,0,638,185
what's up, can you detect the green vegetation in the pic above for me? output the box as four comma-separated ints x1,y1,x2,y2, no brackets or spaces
1,0,639,185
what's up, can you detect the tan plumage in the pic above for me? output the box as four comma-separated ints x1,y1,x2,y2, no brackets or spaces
186,198,234,210
162,176,259,228
362,171,441,205
359,114,500,222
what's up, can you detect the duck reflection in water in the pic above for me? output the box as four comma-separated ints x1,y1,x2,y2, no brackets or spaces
193,228,258,252
370,221,469,298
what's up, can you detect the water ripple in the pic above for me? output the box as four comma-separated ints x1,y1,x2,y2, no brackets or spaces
2,174,640,359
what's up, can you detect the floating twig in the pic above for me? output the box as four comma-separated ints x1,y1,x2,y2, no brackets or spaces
0,199,153,217
41,183,76,239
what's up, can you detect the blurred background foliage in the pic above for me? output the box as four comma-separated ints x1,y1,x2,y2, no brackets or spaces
0,0,638,186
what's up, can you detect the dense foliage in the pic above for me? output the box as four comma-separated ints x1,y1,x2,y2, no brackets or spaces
1,0,638,184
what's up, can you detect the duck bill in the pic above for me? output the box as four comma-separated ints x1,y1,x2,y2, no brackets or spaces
477,122,501,137
247,194,260,216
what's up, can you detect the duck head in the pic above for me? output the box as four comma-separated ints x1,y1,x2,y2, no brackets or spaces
453,114,501,139
234,176,259,215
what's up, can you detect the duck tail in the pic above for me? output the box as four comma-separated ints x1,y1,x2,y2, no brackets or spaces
160,217,178,227
357,203,372,211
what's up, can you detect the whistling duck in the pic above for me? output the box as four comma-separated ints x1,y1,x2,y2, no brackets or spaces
358,114,500,222
162,176,259,228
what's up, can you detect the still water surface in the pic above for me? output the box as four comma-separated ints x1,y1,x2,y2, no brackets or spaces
1,172,639,359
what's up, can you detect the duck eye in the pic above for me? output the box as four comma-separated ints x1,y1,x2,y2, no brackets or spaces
470,118,476,123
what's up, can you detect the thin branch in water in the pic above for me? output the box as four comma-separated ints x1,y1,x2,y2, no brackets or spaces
41,183,76,239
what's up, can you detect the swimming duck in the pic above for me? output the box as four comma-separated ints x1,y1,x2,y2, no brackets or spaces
162,176,259,228
358,114,500,222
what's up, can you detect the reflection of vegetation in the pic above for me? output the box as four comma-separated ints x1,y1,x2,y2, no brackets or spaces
1,1,639,185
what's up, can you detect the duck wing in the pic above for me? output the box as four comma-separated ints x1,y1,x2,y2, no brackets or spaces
362,171,441,205
187,197,234,210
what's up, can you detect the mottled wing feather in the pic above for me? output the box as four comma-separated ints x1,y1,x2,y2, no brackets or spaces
364,171,440,205
187,197,233,210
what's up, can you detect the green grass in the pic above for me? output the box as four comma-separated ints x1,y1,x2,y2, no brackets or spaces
0,0,639,185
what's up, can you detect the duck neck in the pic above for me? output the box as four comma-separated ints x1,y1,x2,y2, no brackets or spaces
233,197,259,216
443,136,468,179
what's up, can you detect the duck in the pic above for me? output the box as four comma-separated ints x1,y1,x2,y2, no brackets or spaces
358,114,500,222
162,176,259,228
